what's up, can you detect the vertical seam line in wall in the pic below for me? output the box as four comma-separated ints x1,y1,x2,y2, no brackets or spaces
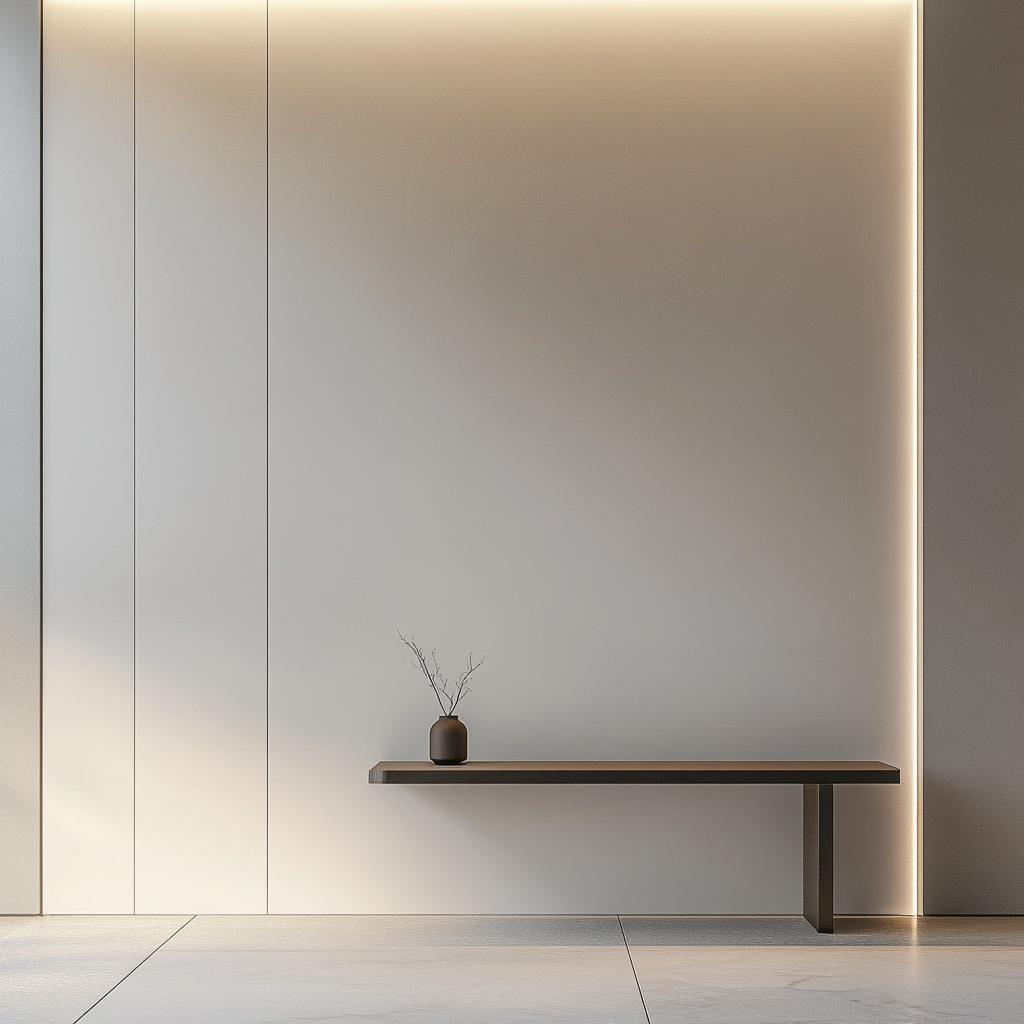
265,0,271,916
132,0,138,916
38,0,46,916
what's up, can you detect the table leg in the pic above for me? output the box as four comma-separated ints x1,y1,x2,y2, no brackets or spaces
802,783,833,933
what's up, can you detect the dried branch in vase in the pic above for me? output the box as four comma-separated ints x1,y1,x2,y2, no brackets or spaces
398,632,484,716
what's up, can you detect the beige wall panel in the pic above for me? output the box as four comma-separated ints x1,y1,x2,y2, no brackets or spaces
0,0,41,915
134,0,267,913
42,0,136,915
269,1,916,913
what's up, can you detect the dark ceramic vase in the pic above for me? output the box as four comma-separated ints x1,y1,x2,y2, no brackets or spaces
429,715,467,765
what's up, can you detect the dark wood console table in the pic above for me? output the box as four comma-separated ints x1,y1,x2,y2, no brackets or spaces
368,760,900,933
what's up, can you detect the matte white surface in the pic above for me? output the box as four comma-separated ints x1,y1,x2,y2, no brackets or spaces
42,0,136,915
0,915,189,1024
134,0,267,912
0,0,41,915
268,1,916,913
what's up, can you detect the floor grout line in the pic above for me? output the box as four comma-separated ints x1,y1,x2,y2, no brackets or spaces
617,915,652,1024
73,916,196,1023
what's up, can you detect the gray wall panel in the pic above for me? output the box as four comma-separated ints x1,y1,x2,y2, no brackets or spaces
0,0,41,915
922,0,1024,914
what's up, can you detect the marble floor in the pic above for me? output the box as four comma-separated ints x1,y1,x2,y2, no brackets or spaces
2,915,1022,1024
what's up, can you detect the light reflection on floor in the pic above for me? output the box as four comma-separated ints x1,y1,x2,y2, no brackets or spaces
2,915,1021,1024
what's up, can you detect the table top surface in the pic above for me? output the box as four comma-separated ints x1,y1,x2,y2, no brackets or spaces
368,760,900,785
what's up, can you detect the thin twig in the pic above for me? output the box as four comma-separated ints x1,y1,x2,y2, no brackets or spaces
399,632,484,716
399,632,450,715
450,653,484,714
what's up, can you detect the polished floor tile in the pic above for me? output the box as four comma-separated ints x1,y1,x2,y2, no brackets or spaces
0,916,191,1024
164,913,625,950
626,944,1024,1024
621,914,1024,946
0,917,34,942
80,944,646,1024
4,916,1022,1024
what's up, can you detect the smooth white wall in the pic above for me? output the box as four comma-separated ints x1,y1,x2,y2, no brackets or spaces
133,0,267,913
43,0,135,914
269,1,916,913
42,0,917,914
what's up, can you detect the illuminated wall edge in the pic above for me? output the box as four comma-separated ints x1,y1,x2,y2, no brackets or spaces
914,0,924,919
